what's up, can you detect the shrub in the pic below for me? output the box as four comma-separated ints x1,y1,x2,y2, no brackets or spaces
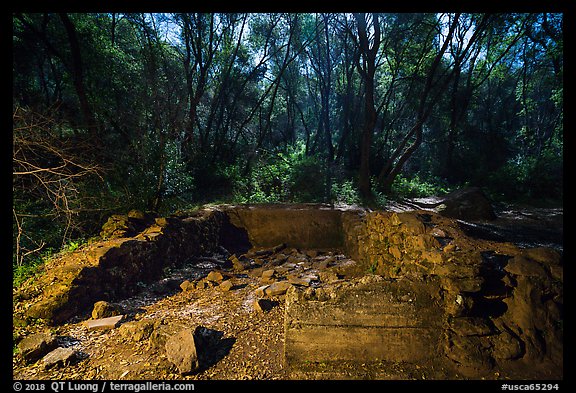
391,174,451,198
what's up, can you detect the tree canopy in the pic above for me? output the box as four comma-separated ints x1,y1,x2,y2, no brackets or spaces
12,12,563,269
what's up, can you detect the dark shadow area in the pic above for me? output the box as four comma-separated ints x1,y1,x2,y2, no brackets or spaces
193,326,236,371
219,214,252,256
468,296,508,319
466,251,513,319
456,205,563,252
457,221,507,242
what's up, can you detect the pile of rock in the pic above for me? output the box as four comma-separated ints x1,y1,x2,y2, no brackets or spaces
176,244,358,306
17,332,82,370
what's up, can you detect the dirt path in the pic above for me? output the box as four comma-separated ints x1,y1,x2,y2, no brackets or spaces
390,200,563,251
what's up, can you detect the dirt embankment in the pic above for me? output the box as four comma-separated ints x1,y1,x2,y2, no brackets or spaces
13,204,563,380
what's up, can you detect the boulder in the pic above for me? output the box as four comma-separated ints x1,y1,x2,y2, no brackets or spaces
264,280,292,296
254,285,269,297
218,280,234,291
491,331,524,360
118,320,155,342
505,256,547,277
445,335,494,375
206,271,224,283
91,301,122,319
437,187,497,221
100,215,138,239
17,332,58,363
165,328,199,375
180,280,195,291
287,275,311,287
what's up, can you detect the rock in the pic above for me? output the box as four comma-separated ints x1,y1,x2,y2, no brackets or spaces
437,187,497,221
446,335,494,374
389,246,402,260
287,255,308,265
202,279,217,289
42,347,78,369
318,271,340,283
435,263,480,279
17,332,58,363
85,315,124,331
522,247,561,266
449,277,484,293
127,209,147,220
91,301,122,319
331,259,359,278
180,280,195,291
450,317,495,336
230,255,250,271
261,269,277,284
218,280,234,291
154,217,170,227
165,329,199,375
492,331,524,360
270,253,288,266
430,227,447,237
100,214,134,239
206,270,224,283
405,234,440,251
254,285,269,297
118,320,155,342
505,256,547,277
314,255,336,269
394,212,427,235
253,298,277,313
421,250,446,264
99,212,152,239
264,280,292,296
443,243,457,253
549,265,563,282
147,321,172,351
287,275,311,287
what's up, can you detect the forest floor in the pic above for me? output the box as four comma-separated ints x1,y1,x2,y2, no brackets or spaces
392,200,563,252
12,202,563,381
12,249,345,381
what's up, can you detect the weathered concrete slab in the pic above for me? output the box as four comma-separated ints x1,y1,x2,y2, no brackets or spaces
284,275,445,371
42,347,78,369
85,315,124,330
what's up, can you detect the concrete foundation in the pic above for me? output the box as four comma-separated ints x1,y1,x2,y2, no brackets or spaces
284,275,445,372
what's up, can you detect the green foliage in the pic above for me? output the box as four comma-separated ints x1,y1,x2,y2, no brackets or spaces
488,146,563,201
391,174,452,198
13,254,46,288
331,180,361,205
12,238,88,287
229,141,331,204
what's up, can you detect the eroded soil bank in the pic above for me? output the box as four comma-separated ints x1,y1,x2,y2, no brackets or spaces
13,203,563,380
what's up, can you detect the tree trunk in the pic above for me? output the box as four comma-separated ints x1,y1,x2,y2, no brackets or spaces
58,13,97,137
354,13,381,200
